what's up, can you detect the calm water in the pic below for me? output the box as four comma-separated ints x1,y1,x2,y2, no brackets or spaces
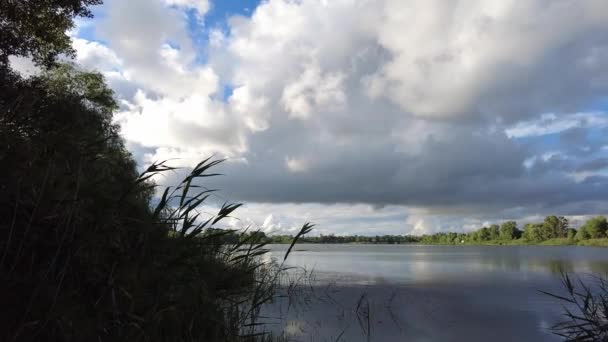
262,244,608,342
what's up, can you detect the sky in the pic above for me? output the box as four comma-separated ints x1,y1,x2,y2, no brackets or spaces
36,0,608,236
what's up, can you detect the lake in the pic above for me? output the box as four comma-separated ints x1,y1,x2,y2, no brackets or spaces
262,244,608,342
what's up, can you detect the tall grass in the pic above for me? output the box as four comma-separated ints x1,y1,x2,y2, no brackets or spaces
1,153,312,341
543,273,608,341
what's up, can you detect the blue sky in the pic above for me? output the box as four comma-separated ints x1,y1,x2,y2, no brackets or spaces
63,0,608,236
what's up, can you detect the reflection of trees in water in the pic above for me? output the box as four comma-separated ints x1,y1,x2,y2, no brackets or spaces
262,247,608,340
263,277,557,341
534,259,608,275
476,257,608,275
260,269,415,341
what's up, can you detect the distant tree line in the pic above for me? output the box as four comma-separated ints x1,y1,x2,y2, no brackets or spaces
418,215,607,244
199,230,419,245
267,234,420,244
255,216,608,245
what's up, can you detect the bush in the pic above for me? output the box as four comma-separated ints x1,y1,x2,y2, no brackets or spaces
1,63,310,341
1,1,311,340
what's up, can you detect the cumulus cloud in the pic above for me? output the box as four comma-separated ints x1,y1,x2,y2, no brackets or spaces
281,65,346,119
368,0,608,120
70,0,608,234
72,38,122,71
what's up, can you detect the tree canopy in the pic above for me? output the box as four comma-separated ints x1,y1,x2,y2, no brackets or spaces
1,1,292,340
0,0,101,66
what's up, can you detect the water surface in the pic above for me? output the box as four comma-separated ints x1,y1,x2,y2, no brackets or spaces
263,244,608,341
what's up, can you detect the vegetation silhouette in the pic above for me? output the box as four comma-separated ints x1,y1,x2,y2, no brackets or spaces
0,1,311,340
543,273,608,341
2,1,607,341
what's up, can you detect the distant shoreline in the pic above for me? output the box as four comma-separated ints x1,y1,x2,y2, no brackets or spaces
267,238,608,247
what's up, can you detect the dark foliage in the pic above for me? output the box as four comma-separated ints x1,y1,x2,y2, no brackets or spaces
0,1,311,340
543,273,608,341
0,0,102,66
267,234,419,244
0,61,316,341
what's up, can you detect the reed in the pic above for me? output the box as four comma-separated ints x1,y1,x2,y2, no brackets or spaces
543,273,608,341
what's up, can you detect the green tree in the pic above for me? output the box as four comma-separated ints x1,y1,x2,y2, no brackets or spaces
488,224,500,240
499,221,518,240
0,1,301,340
478,227,491,241
578,216,608,239
575,227,591,240
0,0,102,66
541,216,568,240
523,223,543,242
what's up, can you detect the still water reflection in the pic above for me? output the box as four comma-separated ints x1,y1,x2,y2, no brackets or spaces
262,244,608,342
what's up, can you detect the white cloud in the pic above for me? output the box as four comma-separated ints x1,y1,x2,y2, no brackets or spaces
368,0,608,119
72,38,122,71
229,86,270,131
114,87,248,167
285,157,310,173
281,64,346,119
69,0,608,234
8,56,40,77
164,0,209,15
506,112,608,138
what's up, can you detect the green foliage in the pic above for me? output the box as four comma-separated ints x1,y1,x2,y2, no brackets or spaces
499,221,518,240
577,238,608,247
408,216,605,246
577,216,608,240
0,3,316,339
0,0,102,67
478,227,491,241
267,234,419,244
539,238,574,246
269,217,608,247
576,227,591,241
541,215,569,240
523,223,544,242
0,64,312,340
43,63,118,113
488,224,500,240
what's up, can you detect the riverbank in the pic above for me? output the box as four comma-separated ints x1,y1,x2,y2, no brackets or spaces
267,238,608,247
420,238,608,247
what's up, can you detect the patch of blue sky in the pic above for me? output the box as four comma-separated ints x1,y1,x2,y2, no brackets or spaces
186,0,261,63
189,1,261,101
514,132,561,150
206,0,261,29
585,127,608,151
184,9,209,65
164,40,182,50
220,84,235,101
208,84,235,102
583,96,608,113
74,3,108,44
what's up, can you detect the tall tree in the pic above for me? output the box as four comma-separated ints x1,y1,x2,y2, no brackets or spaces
578,216,608,239
523,223,543,242
488,224,500,240
499,221,518,240
541,216,568,240
0,0,102,67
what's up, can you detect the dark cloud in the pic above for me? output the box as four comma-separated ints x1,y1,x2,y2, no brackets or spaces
75,0,608,233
